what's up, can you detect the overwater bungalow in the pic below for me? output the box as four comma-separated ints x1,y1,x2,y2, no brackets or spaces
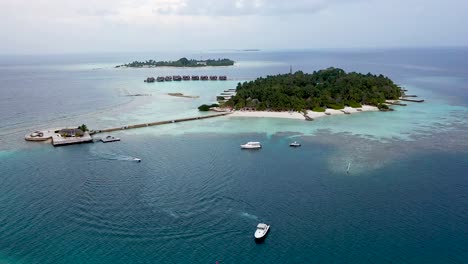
219,76,227,81
191,75,200,80
201,75,209,81
165,76,173,81
183,75,191,81
157,77,165,82
145,77,155,83
173,75,182,81
210,76,218,80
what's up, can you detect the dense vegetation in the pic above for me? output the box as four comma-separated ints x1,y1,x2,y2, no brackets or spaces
198,104,219,111
224,68,402,111
78,124,88,132
117,58,234,68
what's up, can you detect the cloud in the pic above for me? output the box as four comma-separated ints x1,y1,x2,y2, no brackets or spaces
150,0,353,16
0,0,359,27
1,0,468,53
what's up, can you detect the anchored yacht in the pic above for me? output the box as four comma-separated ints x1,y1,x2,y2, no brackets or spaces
289,141,301,147
241,142,262,149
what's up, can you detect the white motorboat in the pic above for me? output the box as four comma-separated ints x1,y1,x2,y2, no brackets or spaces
289,141,301,147
254,223,270,240
240,142,262,149
101,135,121,143
133,158,141,162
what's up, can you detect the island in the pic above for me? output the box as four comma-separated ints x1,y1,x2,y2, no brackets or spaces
223,67,401,112
116,58,234,68
197,67,408,119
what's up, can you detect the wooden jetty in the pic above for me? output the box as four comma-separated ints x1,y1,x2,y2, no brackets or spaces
93,112,231,134
386,101,407,106
402,95,418,98
400,98,425,103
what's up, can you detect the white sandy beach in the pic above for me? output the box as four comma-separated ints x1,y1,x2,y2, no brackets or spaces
228,105,379,120
229,110,306,120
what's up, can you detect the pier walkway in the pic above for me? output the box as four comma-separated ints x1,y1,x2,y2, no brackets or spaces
92,112,232,134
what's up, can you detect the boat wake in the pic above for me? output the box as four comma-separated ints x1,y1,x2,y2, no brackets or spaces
90,152,140,162
240,212,258,221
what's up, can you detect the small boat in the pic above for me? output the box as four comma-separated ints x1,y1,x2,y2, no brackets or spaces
101,135,120,143
254,223,270,240
241,142,262,149
289,141,301,147
133,158,141,162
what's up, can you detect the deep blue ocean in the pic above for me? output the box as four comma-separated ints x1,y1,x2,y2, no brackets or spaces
0,49,467,263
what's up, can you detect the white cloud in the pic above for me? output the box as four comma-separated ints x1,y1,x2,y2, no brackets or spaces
0,0,467,53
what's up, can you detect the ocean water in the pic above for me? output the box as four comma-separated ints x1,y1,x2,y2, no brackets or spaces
0,49,467,263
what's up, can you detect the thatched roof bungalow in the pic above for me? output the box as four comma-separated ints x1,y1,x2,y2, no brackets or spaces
58,128,84,137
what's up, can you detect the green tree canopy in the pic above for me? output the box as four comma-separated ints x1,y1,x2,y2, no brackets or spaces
227,68,401,111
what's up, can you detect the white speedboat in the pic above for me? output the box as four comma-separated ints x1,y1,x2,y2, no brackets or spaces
240,142,262,149
289,141,301,147
133,158,141,162
254,223,270,240
101,135,120,143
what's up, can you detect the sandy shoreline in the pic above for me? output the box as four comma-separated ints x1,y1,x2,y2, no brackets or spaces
228,105,379,120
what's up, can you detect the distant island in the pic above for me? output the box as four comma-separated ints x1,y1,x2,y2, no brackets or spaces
116,58,235,68
221,67,401,111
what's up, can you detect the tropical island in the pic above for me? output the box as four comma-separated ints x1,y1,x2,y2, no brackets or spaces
223,67,400,111
116,58,235,68
198,67,408,120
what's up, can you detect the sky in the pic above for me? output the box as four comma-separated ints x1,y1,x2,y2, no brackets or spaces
1,0,468,54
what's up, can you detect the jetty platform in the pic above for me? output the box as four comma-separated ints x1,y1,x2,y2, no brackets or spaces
25,129,93,146
52,133,93,146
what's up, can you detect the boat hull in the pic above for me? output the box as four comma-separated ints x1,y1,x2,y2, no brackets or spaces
241,146,261,149
254,227,270,242
101,139,120,143
254,225,270,242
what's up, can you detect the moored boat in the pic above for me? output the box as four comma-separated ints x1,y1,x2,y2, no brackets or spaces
289,141,301,147
241,142,262,149
101,135,120,143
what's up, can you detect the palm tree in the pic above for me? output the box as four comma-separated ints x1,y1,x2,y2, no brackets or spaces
78,124,88,132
